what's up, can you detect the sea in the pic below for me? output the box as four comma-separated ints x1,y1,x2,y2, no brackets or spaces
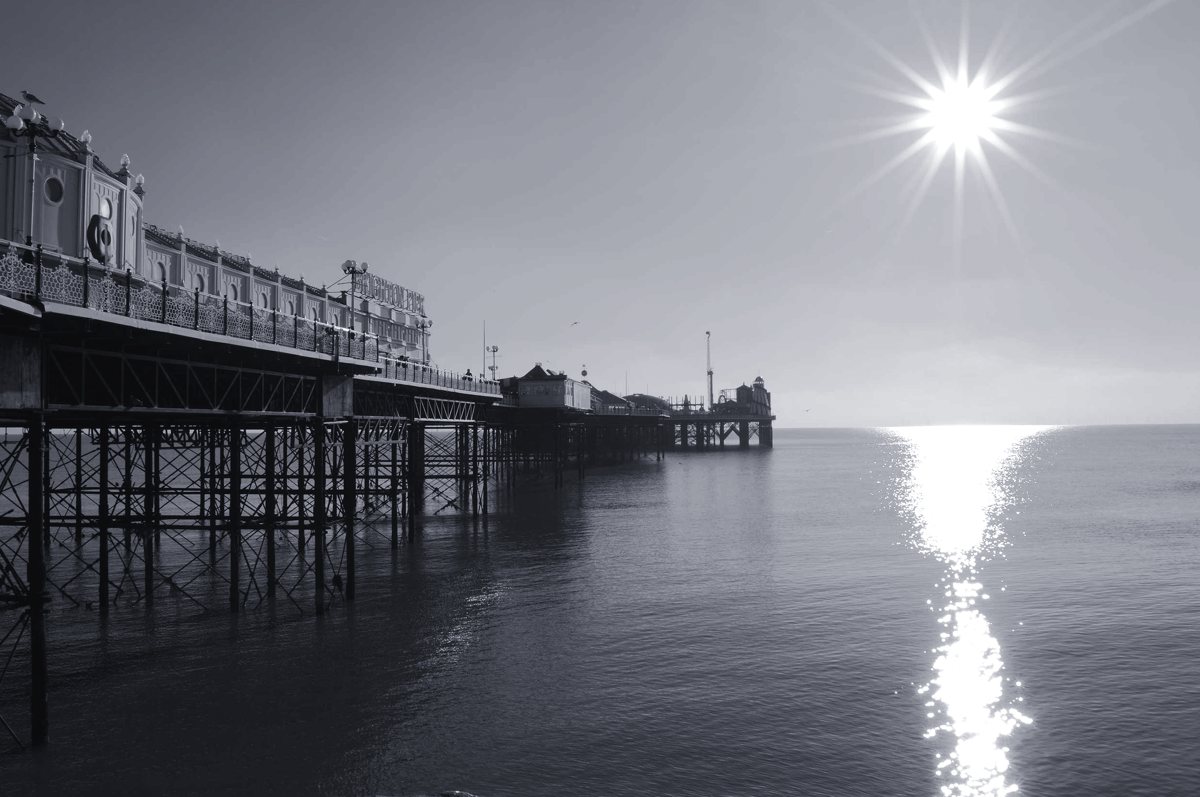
5,424,1200,797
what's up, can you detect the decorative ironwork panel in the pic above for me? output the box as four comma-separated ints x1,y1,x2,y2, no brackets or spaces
40,264,84,306
227,306,250,339
165,294,192,327
0,250,35,297
296,319,315,350
198,297,223,334
252,308,273,343
87,274,121,314
131,286,162,322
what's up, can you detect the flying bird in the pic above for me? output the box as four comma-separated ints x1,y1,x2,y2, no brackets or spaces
21,90,46,106
570,321,579,326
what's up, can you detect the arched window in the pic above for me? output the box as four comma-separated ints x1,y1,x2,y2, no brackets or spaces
259,293,270,309
192,273,205,293
287,299,296,316
309,307,319,321
226,283,239,302
155,262,167,283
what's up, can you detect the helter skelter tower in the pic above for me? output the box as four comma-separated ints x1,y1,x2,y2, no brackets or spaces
706,330,714,411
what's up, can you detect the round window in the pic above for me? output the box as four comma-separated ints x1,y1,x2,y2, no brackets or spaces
44,177,64,205
99,198,112,219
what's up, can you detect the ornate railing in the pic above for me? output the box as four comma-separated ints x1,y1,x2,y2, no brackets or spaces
376,355,499,395
594,405,670,417
0,241,500,396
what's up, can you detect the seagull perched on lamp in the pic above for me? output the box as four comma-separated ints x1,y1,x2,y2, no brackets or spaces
21,90,46,106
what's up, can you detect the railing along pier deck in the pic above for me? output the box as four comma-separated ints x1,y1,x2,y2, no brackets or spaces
0,240,774,751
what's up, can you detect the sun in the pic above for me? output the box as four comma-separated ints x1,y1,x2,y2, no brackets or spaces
825,0,1178,260
920,76,1000,154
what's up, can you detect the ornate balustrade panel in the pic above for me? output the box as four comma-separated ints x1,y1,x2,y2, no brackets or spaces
132,285,162,322
87,274,121,314
40,264,84,305
227,305,251,339
196,296,221,334
0,250,36,296
297,318,315,350
251,308,273,343
165,293,193,327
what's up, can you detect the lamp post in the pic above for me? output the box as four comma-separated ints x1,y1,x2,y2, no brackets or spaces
5,101,66,246
418,317,433,364
487,345,499,381
340,259,368,337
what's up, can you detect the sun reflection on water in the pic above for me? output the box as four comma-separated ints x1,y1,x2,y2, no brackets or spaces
889,425,1052,797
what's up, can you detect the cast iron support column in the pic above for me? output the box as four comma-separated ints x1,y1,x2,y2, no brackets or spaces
74,428,83,545
314,420,327,614
229,424,241,613
297,425,306,554
343,418,356,601
266,424,277,599
391,426,400,549
739,421,750,449
152,426,161,551
99,427,110,617
209,429,218,554
143,424,155,607
482,424,489,515
472,423,479,517
42,422,49,553
27,418,48,746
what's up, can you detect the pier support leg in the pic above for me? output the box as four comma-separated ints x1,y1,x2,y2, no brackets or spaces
297,425,306,555
229,424,241,613
27,418,48,746
407,422,423,541
208,429,218,555
472,423,479,517
391,426,399,549
143,424,155,607
122,429,132,559
343,418,356,601
99,428,110,616
74,428,83,546
266,425,277,599
314,420,327,614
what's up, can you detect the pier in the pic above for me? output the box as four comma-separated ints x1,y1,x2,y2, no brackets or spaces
0,89,773,750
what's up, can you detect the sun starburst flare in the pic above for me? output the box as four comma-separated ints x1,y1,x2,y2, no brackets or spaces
821,0,1178,261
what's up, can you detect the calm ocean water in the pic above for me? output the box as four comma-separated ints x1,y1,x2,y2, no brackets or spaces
6,425,1200,796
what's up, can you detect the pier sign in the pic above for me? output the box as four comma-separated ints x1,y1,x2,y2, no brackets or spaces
362,273,424,315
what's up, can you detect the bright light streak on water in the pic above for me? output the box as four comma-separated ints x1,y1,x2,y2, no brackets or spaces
890,426,1052,797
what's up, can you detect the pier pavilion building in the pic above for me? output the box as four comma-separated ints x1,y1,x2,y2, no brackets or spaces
0,91,432,364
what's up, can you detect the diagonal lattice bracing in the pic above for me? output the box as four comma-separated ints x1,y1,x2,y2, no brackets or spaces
0,403,515,750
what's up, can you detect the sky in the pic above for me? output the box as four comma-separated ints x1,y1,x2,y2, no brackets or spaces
6,0,1198,426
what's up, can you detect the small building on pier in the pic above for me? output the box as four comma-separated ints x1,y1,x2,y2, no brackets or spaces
516,365,591,411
